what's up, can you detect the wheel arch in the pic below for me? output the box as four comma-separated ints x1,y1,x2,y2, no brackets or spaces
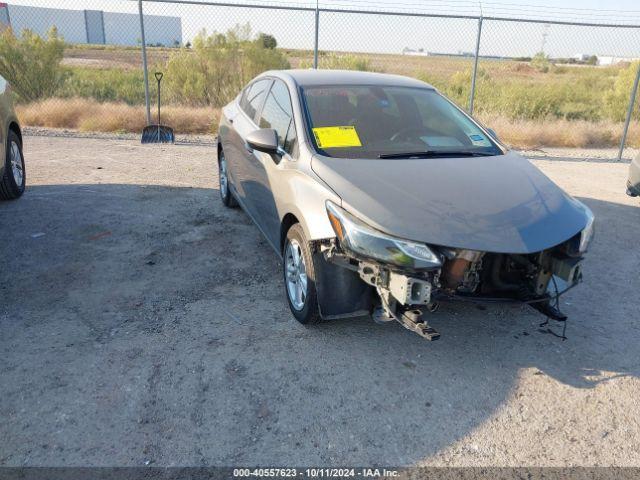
9,121,21,145
280,212,300,253
278,199,328,254
280,209,374,320
217,140,223,164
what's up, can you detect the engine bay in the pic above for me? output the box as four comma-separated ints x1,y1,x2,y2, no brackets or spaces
322,237,584,340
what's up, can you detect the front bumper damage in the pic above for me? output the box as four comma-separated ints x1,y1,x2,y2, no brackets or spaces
320,240,584,341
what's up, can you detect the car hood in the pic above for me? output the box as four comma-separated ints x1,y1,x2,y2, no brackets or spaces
311,151,588,254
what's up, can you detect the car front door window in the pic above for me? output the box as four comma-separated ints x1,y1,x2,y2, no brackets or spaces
242,79,272,122
258,80,297,156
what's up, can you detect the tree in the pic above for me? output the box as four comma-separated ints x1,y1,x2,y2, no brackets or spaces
586,55,598,66
0,27,66,102
164,25,289,108
257,33,277,50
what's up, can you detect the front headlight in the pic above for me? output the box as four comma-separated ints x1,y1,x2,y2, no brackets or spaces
578,202,595,253
326,201,442,269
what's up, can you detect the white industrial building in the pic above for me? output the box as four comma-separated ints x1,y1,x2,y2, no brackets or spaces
597,55,640,66
0,3,182,47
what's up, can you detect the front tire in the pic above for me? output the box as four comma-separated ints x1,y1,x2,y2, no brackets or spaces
218,149,237,208
283,224,320,324
0,130,25,200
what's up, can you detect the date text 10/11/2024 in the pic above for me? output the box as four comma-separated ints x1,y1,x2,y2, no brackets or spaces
233,468,400,478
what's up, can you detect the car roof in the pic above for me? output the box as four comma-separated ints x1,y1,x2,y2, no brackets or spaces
262,69,435,89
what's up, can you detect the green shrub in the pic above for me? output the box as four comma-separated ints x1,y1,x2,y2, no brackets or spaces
415,61,634,122
417,67,490,108
531,51,551,73
59,67,145,105
0,27,66,102
164,24,290,107
241,41,290,80
258,33,277,49
604,61,640,122
301,53,374,71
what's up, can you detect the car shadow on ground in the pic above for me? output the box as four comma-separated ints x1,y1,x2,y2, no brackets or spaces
0,184,638,466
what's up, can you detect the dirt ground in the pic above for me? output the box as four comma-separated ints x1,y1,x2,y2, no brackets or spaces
1,135,639,467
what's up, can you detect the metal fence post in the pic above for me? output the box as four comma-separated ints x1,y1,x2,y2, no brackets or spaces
138,0,151,125
313,0,319,69
468,15,483,115
618,61,640,160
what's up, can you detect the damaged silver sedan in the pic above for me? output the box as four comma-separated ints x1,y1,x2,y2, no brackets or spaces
216,70,594,340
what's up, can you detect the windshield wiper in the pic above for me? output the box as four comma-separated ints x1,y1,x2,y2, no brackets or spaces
378,150,495,159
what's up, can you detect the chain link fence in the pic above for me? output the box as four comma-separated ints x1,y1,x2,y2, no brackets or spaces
1,0,639,157
475,18,640,157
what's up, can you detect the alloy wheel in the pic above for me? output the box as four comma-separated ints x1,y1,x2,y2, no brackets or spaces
285,239,308,311
219,154,228,198
10,141,23,187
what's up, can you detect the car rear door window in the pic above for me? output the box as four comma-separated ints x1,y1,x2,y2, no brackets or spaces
241,79,272,122
258,79,297,155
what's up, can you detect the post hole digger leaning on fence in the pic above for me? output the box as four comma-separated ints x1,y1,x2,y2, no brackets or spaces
142,72,174,144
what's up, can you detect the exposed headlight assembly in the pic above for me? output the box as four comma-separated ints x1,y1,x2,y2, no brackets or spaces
326,201,442,269
577,201,595,254
565,200,595,256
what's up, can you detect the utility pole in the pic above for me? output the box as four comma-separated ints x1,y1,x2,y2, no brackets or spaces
540,24,550,53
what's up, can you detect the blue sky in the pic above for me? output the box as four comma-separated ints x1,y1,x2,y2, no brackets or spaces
8,0,640,57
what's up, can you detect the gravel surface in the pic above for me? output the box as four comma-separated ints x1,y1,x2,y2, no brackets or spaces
1,135,639,467
23,127,217,146
520,147,638,161
23,127,639,160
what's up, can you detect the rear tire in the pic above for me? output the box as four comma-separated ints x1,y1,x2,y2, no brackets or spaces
218,149,237,208
0,130,25,200
283,224,321,324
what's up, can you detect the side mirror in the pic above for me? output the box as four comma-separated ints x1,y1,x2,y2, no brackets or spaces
487,128,500,142
246,128,281,155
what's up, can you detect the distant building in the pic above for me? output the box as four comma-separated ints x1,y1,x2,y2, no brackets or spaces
402,49,474,58
402,48,429,56
402,48,511,61
573,53,591,62
0,3,182,47
598,55,640,66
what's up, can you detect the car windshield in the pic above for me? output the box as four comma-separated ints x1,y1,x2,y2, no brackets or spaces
301,85,503,159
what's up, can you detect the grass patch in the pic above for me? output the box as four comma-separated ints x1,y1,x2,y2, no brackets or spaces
16,97,638,148
300,52,376,71
59,67,146,105
478,115,639,149
7,34,638,148
417,61,626,122
17,98,219,134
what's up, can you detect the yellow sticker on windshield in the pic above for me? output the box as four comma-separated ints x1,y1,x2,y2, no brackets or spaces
312,126,362,149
